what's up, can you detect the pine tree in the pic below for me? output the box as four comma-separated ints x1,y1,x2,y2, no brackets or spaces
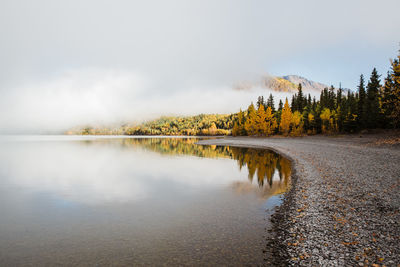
279,98,292,136
364,68,381,128
357,74,366,127
267,93,275,113
278,99,283,111
297,83,304,112
381,72,394,127
256,96,265,109
389,55,400,128
291,95,296,111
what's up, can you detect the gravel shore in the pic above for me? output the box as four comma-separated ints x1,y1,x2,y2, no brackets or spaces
198,133,400,266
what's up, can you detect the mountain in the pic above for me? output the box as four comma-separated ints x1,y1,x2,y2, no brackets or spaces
234,74,329,93
262,75,328,93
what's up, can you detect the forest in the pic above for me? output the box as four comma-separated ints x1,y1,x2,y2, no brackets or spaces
68,49,400,136
232,49,400,136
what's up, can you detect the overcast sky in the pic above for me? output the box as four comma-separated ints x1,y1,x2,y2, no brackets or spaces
0,0,399,133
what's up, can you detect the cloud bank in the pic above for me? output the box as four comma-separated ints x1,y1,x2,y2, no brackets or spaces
0,0,399,133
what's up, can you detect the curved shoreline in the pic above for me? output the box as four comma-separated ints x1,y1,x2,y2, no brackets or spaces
198,135,400,266
198,138,299,266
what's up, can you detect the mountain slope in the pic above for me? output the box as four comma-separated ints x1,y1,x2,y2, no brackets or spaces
262,75,328,93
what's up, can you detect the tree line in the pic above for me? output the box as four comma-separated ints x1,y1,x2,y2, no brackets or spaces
67,48,399,137
232,49,400,136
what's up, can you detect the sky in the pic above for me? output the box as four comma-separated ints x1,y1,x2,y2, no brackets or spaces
0,0,399,133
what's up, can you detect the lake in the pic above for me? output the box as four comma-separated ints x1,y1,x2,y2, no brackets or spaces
0,136,291,266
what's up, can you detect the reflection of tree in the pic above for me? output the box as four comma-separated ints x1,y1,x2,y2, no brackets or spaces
230,147,291,189
84,138,291,193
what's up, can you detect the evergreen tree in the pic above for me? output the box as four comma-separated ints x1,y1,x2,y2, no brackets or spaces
381,72,394,127
266,93,275,113
256,96,265,109
278,99,283,111
389,55,400,128
328,86,336,110
364,68,381,128
297,83,304,112
291,95,296,111
357,74,366,127
307,94,312,109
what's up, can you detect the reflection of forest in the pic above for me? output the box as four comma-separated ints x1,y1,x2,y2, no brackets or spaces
86,138,291,195
230,148,291,198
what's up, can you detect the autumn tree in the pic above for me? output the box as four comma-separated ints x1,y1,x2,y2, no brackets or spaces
244,103,257,135
320,108,332,134
255,104,267,135
279,98,292,136
265,106,277,136
291,111,303,136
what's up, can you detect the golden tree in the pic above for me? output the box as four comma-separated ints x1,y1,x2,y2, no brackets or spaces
290,111,303,136
320,108,332,133
307,113,315,134
255,105,267,135
279,98,292,136
244,103,257,135
265,106,277,136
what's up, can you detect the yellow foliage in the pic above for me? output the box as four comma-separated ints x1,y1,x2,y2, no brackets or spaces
265,106,277,136
255,105,267,135
244,103,257,135
291,111,303,136
279,99,292,136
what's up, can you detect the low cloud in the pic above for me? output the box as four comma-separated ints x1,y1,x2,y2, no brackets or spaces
0,69,291,133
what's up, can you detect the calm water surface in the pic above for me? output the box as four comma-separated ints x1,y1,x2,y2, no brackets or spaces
0,136,291,266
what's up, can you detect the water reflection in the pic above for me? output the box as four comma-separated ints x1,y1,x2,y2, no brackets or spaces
0,136,291,266
75,137,292,199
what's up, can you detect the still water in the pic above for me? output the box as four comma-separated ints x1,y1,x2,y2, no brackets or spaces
0,136,291,266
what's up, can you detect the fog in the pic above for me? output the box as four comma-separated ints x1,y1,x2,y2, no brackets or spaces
0,0,399,133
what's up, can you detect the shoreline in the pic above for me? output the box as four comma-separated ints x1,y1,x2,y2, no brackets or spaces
197,133,400,266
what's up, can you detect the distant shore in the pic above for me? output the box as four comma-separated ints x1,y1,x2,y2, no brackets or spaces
198,132,400,266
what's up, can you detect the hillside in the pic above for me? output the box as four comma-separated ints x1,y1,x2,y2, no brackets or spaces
235,75,328,93
262,75,328,93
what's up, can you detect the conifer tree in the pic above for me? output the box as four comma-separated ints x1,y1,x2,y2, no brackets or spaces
256,96,265,109
291,95,296,111
364,68,381,128
278,99,283,111
267,93,275,113
381,72,394,127
357,74,366,127
297,83,304,112
389,55,400,128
